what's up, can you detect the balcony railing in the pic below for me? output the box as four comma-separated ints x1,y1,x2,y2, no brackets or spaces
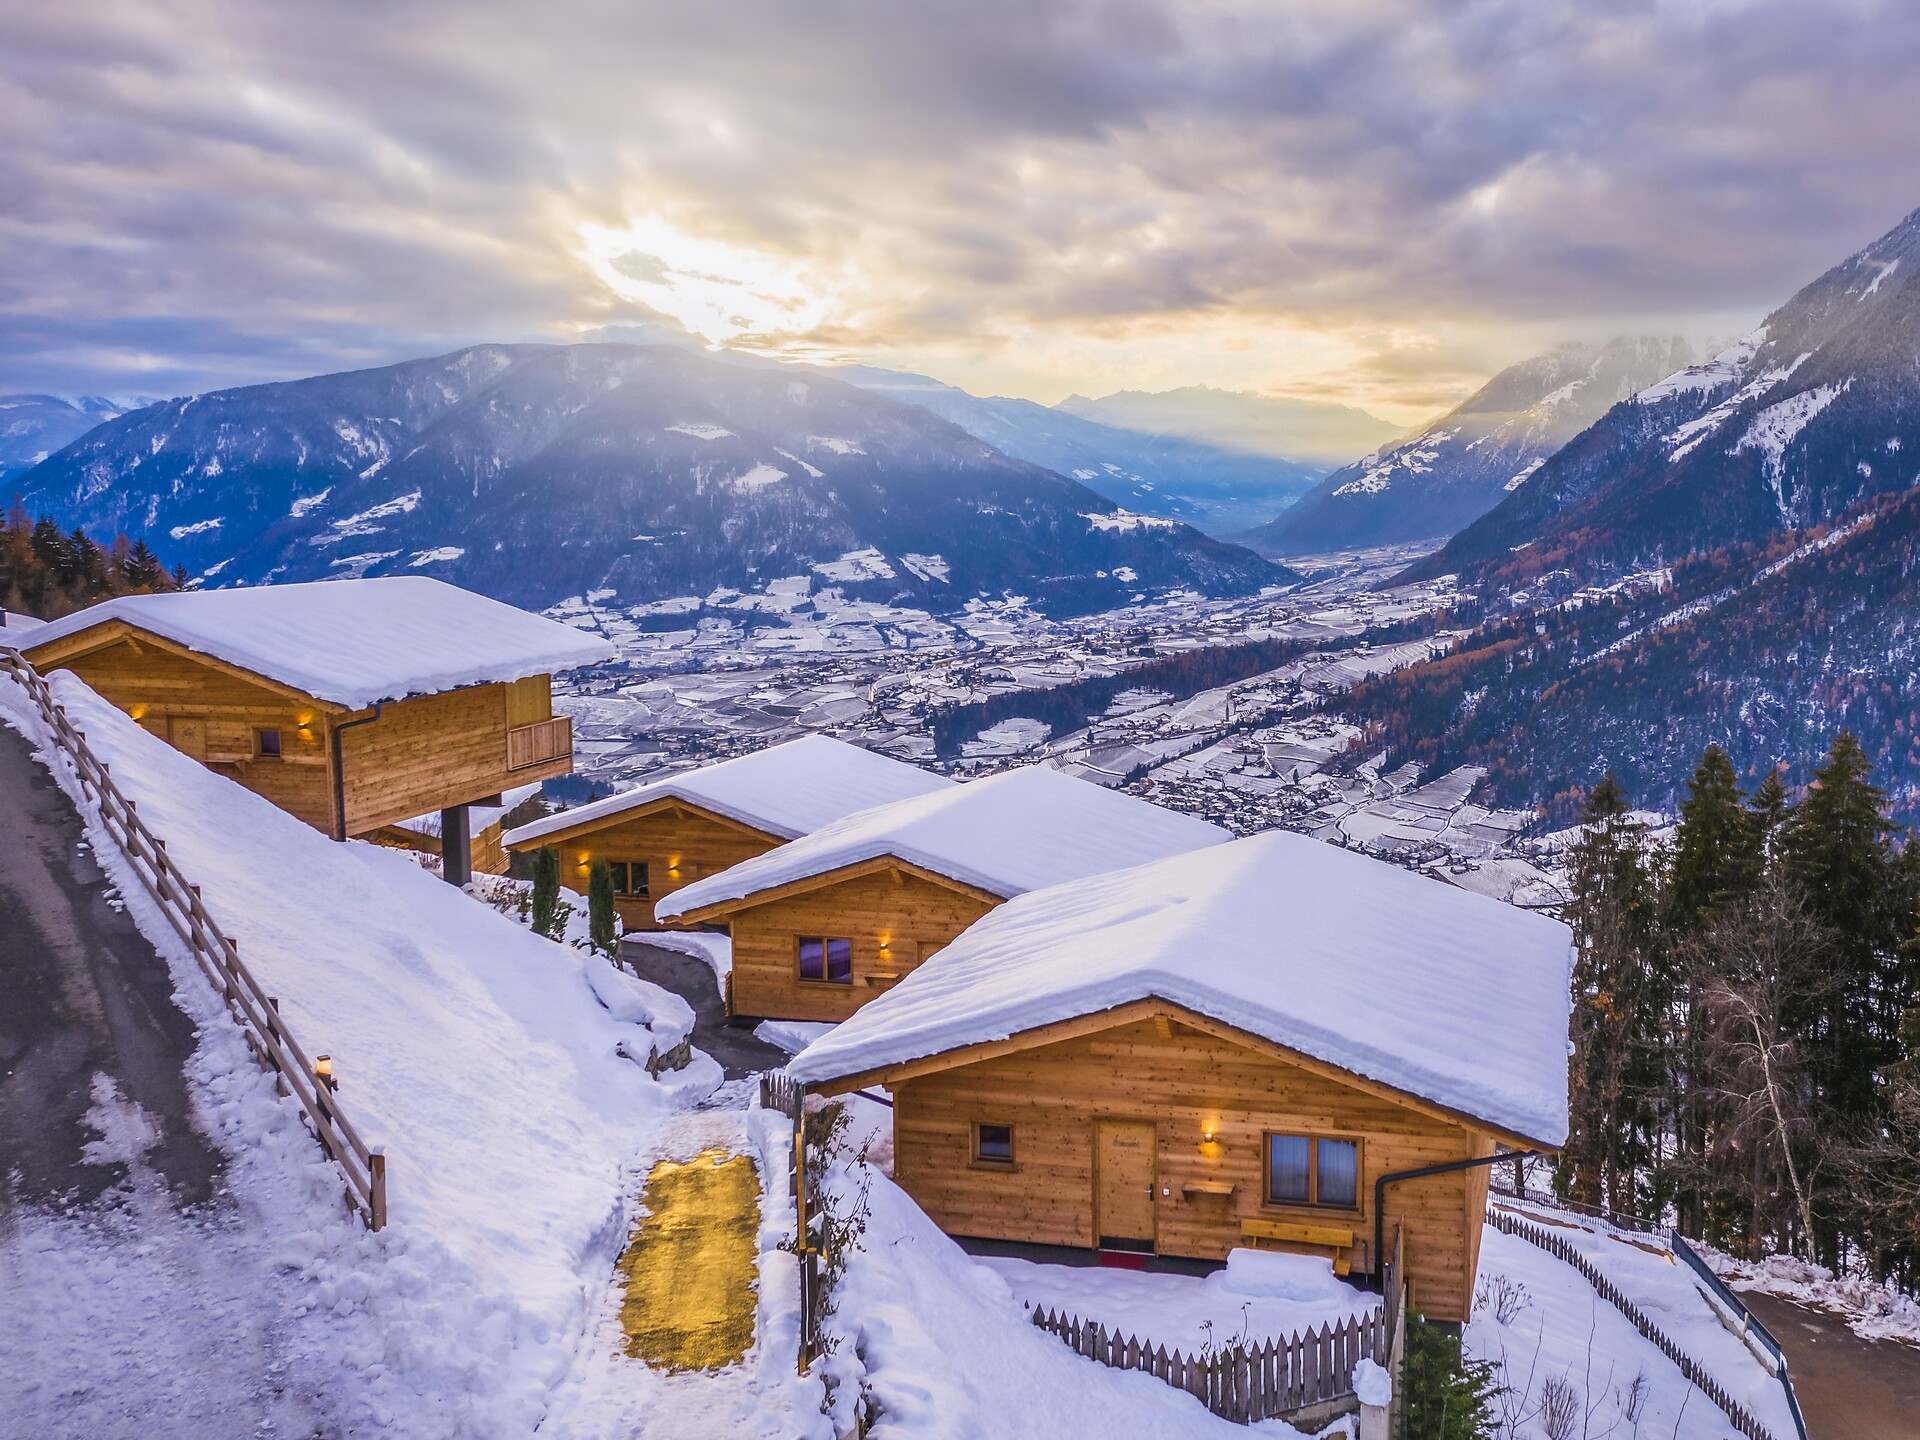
507,715,572,772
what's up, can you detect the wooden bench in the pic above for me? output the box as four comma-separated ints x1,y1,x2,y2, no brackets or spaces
1239,1217,1357,1276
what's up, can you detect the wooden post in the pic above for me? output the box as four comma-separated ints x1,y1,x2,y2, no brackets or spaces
369,1150,387,1230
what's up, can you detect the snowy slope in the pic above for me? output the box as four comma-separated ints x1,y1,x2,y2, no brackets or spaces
1252,338,1698,556
10,671,720,1437
656,765,1230,919
791,831,1573,1145
0,393,131,478
23,577,615,708
505,734,954,848
1407,202,1920,586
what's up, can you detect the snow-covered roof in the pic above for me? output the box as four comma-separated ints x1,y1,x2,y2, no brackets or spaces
503,735,955,848
20,577,614,709
789,830,1574,1146
655,765,1231,919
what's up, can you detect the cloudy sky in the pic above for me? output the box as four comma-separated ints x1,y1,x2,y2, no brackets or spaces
5,0,1920,425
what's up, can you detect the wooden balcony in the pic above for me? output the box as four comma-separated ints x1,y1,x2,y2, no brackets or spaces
507,715,573,772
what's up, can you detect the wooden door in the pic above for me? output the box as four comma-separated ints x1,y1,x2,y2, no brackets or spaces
167,715,208,761
1095,1120,1157,1250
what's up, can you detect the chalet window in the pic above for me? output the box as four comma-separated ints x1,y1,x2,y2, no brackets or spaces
1265,1133,1361,1210
798,936,853,985
608,862,649,897
972,1122,1015,1166
254,728,282,759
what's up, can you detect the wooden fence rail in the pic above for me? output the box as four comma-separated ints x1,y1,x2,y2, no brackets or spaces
1029,1303,1388,1424
758,1071,821,1369
1488,1208,1781,1440
1,648,388,1230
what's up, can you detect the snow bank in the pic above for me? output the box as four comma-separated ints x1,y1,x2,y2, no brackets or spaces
584,955,696,1054
1709,1247,1920,1347
629,927,735,985
659,765,1230,920
792,831,1573,1146
23,671,716,1437
504,733,953,849
22,576,614,709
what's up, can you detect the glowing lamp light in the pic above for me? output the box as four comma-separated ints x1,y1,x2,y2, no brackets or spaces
129,704,148,721
314,1054,339,1092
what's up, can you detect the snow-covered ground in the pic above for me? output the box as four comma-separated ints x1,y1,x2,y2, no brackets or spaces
1469,1202,1800,1440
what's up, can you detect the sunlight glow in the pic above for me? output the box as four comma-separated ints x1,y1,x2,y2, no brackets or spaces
578,217,842,347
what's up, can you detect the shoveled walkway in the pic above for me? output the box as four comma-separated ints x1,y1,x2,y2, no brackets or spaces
620,937,790,1079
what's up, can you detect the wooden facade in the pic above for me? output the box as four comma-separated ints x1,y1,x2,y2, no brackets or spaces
678,858,1000,1023
24,621,576,839
503,798,783,931
817,1000,1512,1322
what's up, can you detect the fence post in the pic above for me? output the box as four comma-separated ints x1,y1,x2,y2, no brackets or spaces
369,1150,387,1230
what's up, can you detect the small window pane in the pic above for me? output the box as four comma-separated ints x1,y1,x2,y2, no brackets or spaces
798,937,825,981
1317,1138,1359,1208
609,862,628,895
256,729,282,758
976,1124,1013,1162
1268,1134,1311,1204
826,938,853,983
631,862,650,896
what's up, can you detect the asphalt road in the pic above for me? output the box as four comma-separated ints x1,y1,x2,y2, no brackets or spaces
0,717,222,1209
1741,1289,1920,1440
619,936,791,1079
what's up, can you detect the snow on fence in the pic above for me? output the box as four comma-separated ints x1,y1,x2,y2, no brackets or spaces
1028,1305,1388,1424
0,648,388,1230
1487,1208,1782,1440
1669,1234,1809,1440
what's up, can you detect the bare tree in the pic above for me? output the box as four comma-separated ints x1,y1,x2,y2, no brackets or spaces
1682,881,1839,1256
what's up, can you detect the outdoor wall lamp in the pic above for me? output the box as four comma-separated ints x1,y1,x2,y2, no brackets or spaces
314,1054,339,1092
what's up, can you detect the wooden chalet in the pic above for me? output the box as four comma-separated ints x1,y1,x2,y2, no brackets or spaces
19,577,612,882
787,831,1574,1322
502,735,954,931
655,765,1229,1023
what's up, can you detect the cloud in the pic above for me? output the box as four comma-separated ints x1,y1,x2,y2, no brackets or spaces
2,0,1918,419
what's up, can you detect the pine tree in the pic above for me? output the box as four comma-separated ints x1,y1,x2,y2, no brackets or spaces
1748,768,1791,863
1667,745,1761,933
1777,733,1917,1264
530,846,562,939
1557,774,1671,1215
1400,1310,1498,1440
588,858,618,955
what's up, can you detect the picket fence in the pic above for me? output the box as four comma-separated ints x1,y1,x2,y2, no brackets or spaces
1488,1207,1782,1440
1,648,388,1229
1029,1304,1388,1425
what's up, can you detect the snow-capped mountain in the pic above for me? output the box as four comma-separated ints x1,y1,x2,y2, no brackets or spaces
1404,203,1920,588
10,344,1290,613
1,394,135,480
831,367,1328,534
1056,386,1404,470
1249,338,1699,556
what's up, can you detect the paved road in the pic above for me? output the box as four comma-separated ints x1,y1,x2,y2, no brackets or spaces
0,718,222,1209
1741,1290,1920,1440
620,937,791,1079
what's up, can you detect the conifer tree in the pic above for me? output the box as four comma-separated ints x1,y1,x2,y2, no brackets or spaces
1557,774,1670,1215
1748,767,1792,862
1667,745,1761,933
530,846,562,938
588,858,618,955
1777,733,1918,1263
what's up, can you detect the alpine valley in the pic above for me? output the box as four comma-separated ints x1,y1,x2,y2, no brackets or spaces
7,343,1292,615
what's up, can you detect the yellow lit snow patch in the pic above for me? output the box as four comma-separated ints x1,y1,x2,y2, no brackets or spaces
616,1147,760,1371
